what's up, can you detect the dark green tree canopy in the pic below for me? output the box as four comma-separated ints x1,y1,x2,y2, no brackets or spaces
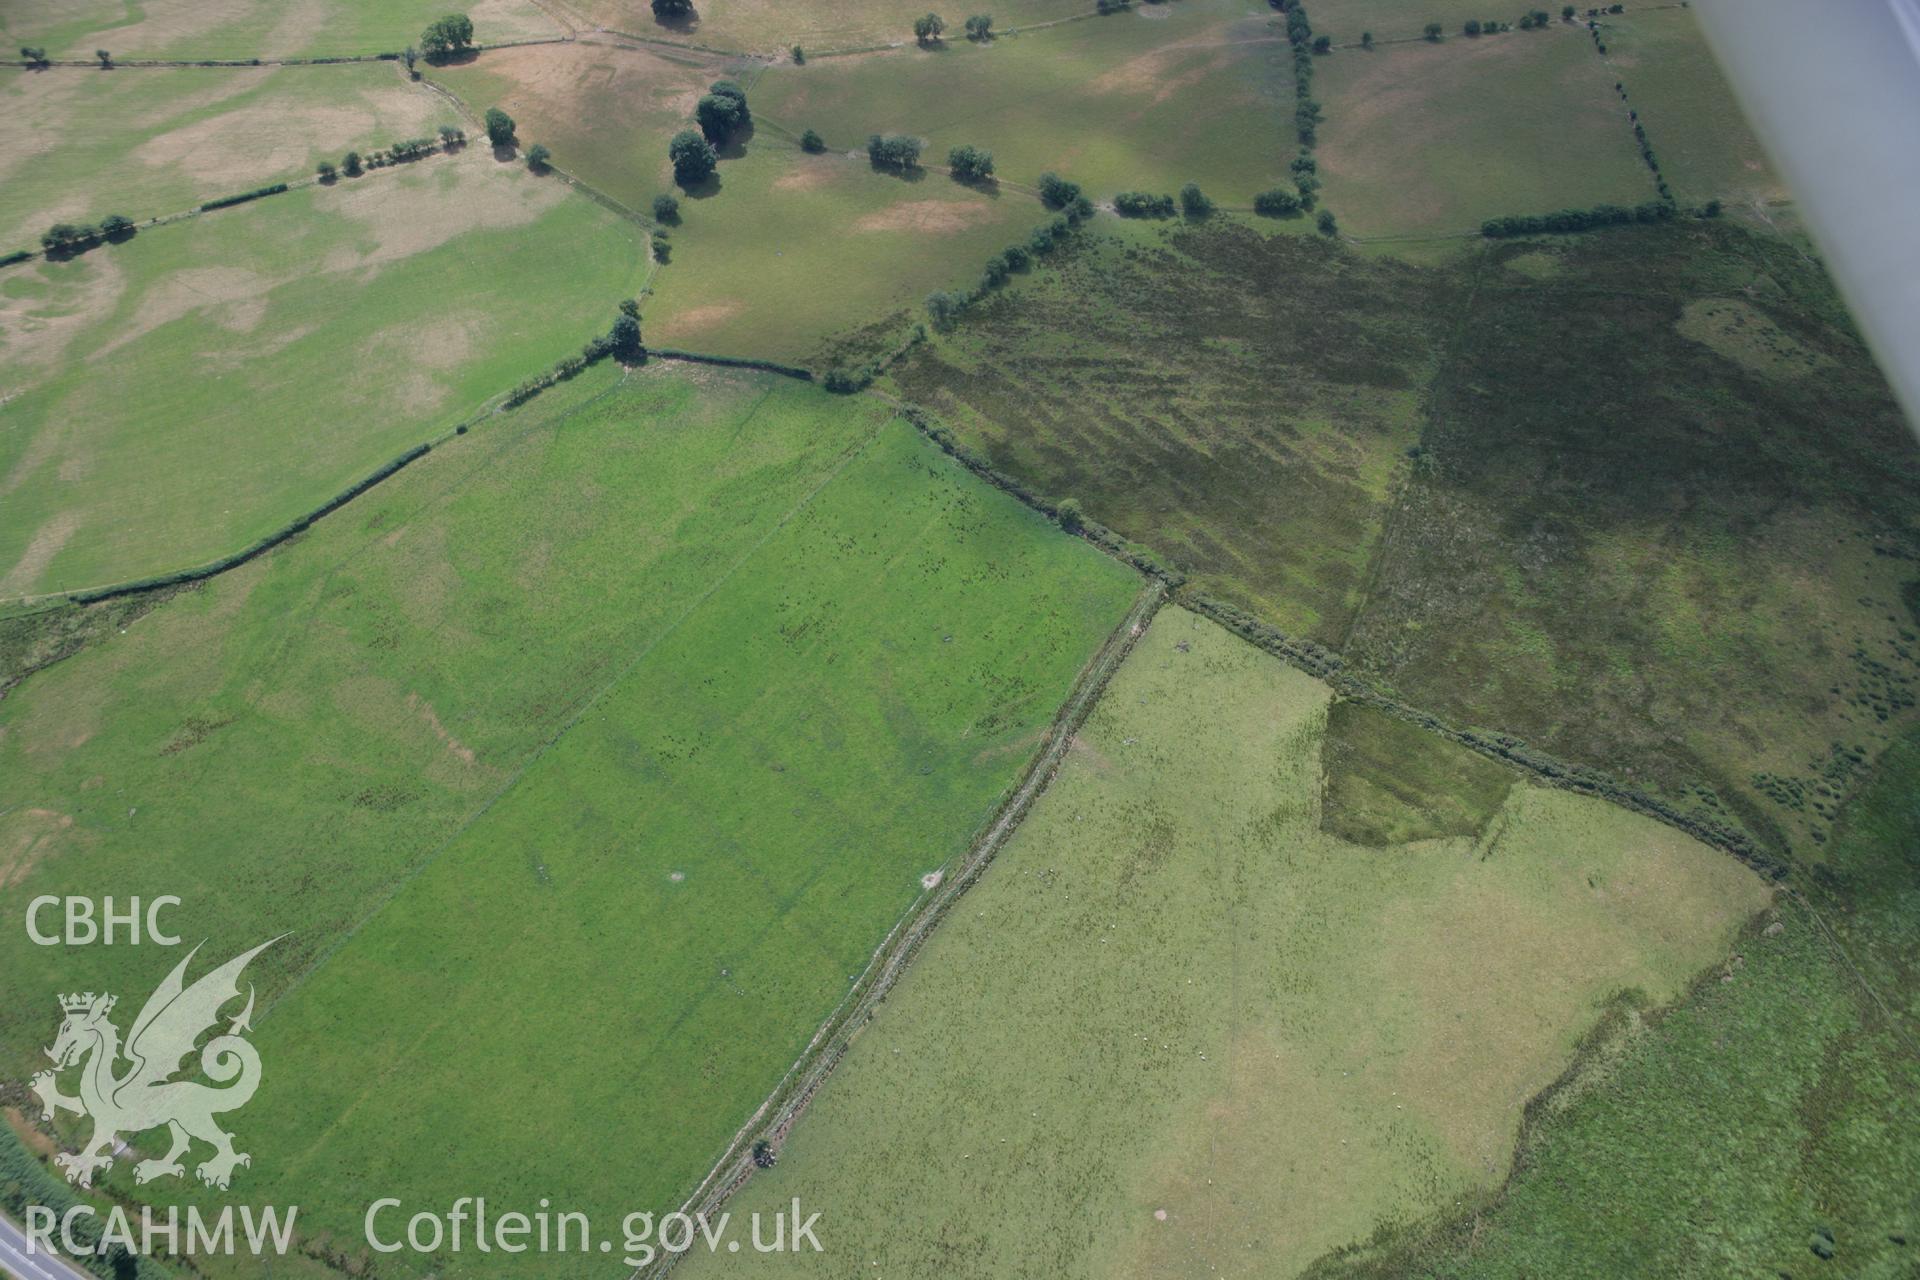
483,106,516,146
947,144,994,183
419,13,474,58
669,128,718,184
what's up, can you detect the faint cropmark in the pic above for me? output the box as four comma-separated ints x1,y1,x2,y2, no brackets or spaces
31,938,281,1191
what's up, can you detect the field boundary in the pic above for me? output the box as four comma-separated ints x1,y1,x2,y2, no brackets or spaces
649,576,1165,1276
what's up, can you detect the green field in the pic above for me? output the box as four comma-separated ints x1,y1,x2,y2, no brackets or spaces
1598,6,1786,207
1,62,458,253
0,0,559,61
437,50,1065,364
0,151,649,599
1314,26,1653,237
0,364,1139,1272
749,0,1297,204
644,141,1052,360
683,608,1766,1277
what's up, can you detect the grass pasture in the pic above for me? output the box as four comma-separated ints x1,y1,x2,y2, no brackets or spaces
0,0,560,62
435,45,1057,362
0,62,458,253
0,150,649,599
643,141,1045,361
0,364,1139,1272
749,0,1298,204
1314,27,1653,237
684,608,1766,1278
430,39,730,209
1597,6,1787,207
551,0,1090,56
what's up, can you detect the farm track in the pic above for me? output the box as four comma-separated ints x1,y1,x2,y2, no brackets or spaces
648,577,1167,1277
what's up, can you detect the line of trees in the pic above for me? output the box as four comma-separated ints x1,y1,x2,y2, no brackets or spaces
322,126,465,181
506,305,645,407
40,215,136,258
913,12,947,44
922,193,1098,334
1480,200,1676,237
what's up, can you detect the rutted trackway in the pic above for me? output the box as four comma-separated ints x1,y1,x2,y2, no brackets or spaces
644,578,1167,1277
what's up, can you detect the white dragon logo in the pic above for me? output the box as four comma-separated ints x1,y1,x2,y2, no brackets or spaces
29,938,279,1191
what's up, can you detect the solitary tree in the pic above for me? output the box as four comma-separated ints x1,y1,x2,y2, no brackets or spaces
419,14,474,58
95,49,111,67
1254,187,1302,216
317,159,338,181
867,134,922,171
652,193,681,222
926,289,967,331
1038,171,1081,209
402,44,419,74
484,106,516,147
913,12,947,43
652,0,694,15
1179,182,1213,217
439,123,465,147
342,150,364,176
100,213,136,241
526,142,552,170
799,128,826,152
1317,208,1338,235
947,144,994,182
1311,34,1330,52
20,46,50,67
1057,499,1084,533
1424,22,1443,39
964,14,993,39
669,128,718,184
790,44,804,62
1464,18,1482,35
609,312,643,358
1360,30,1372,47
1562,3,1576,16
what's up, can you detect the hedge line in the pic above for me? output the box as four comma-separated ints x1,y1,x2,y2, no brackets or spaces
73,443,431,605
899,404,1184,587
200,182,289,212
1,1127,168,1279
650,349,814,380
896,387,1785,879
0,249,30,268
